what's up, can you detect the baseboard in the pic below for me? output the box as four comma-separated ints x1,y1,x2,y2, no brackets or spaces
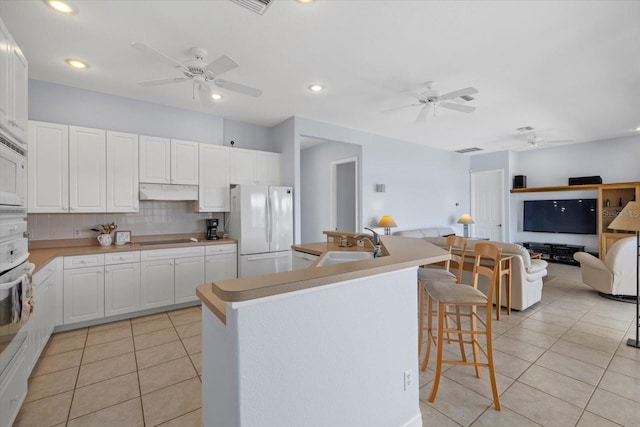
401,412,423,427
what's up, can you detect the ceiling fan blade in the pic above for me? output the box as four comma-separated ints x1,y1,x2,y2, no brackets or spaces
131,42,188,71
137,77,190,87
416,104,431,122
214,79,262,97
205,55,239,77
439,102,475,113
438,87,478,101
381,103,421,113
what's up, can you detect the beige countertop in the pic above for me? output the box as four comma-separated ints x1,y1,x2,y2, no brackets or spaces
197,235,450,324
28,235,237,274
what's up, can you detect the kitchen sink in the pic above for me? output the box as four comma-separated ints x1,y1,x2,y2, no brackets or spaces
315,251,372,267
138,239,197,246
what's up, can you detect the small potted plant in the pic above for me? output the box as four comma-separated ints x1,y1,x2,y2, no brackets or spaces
91,222,117,246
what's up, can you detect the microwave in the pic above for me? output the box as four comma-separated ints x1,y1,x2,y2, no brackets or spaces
0,132,26,212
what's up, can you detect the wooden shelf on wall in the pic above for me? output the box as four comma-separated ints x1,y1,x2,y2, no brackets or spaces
510,182,640,194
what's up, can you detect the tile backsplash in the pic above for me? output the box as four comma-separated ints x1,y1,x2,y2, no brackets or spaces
28,201,224,241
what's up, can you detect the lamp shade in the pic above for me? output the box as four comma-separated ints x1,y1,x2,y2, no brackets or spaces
609,201,640,232
457,214,475,225
377,215,397,228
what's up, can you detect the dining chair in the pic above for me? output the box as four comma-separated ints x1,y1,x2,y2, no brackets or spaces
421,242,502,411
417,235,467,356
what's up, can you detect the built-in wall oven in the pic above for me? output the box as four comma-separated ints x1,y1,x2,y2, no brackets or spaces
0,132,27,212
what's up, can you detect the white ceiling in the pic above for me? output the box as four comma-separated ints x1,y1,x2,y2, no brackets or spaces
2,0,639,153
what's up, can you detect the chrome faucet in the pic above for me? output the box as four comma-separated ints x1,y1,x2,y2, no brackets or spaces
355,228,382,258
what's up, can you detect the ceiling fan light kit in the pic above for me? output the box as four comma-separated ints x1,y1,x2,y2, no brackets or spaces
131,42,262,104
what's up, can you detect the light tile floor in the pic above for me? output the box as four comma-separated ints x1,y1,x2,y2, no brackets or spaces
13,263,640,426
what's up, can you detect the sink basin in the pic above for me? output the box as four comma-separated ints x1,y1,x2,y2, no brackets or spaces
316,251,372,267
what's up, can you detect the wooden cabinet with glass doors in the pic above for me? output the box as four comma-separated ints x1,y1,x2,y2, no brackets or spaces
598,183,640,259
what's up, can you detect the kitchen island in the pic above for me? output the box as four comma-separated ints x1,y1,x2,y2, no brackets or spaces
196,235,449,427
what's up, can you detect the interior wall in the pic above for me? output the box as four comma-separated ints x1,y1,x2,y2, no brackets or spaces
471,135,640,250
300,141,361,243
294,117,471,238
223,118,274,151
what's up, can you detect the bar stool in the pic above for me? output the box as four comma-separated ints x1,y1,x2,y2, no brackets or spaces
417,235,467,356
421,242,502,411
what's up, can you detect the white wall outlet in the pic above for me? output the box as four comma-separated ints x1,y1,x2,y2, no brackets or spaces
404,369,412,391
73,228,81,237
357,240,364,247
328,236,334,243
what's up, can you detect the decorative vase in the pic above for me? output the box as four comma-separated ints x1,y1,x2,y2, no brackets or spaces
97,234,112,246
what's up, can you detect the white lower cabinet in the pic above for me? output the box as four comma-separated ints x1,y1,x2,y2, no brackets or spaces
140,259,175,309
63,265,105,324
105,262,141,316
26,262,57,371
205,244,237,283
0,343,27,427
175,256,205,303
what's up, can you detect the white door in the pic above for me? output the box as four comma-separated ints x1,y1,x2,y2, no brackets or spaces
69,126,106,212
205,254,238,282
256,151,281,185
229,148,256,185
269,186,293,252
63,266,105,324
107,131,139,212
171,139,199,185
471,170,504,241
139,135,171,183
174,256,205,303
140,259,175,309
197,144,230,212
27,121,69,213
104,263,141,316
330,158,359,233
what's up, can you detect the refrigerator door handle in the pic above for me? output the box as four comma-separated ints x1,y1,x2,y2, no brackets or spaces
265,196,270,245
267,195,272,246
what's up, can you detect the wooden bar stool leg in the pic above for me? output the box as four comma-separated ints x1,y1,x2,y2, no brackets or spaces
506,258,512,316
485,311,501,410
418,281,425,357
470,305,482,378
428,300,446,402
421,294,435,372
454,305,467,362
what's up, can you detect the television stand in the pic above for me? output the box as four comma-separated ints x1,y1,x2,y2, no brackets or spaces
522,242,585,266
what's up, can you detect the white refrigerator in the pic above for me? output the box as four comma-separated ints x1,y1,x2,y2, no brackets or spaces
229,185,293,277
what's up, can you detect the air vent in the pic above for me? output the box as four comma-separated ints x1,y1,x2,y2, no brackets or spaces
516,126,534,132
460,95,475,102
230,0,272,15
455,147,483,154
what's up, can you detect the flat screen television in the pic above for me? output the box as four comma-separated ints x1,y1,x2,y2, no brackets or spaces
523,198,597,234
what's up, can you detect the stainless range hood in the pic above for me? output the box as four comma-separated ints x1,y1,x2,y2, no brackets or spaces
139,183,198,201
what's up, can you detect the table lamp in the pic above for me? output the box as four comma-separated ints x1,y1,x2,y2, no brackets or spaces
457,214,474,238
377,215,397,235
609,201,640,348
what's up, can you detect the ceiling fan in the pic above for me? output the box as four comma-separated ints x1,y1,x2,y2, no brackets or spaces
384,81,478,122
131,42,262,104
516,134,573,150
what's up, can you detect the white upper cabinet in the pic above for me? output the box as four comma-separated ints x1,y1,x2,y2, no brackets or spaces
106,131,139,212
171,139,199,185
139,136,198,184
139,135,171,184
230,148,282,185
0,18,28,145
69,126,106,212
197,144,230,212
28,121,69,213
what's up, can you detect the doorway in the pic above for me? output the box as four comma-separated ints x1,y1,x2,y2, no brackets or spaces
470,169,504,241
330,157,358,233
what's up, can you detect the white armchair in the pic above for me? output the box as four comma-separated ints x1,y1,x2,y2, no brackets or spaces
573,237,637,297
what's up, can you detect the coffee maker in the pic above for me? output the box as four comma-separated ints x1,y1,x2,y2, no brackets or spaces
206,218,219,240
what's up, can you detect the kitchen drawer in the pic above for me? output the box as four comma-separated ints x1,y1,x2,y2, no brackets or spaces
0,220,27,242
64,253,105,269
205,244,237,256
141,246,204,261
33,259,56,284
105,251,140,265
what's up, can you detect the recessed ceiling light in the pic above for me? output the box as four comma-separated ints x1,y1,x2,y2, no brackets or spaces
636,126,640,131
211,93,223,101
65,58,89,69
296,0,315,4
45,0,75,14
308,84,324,92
